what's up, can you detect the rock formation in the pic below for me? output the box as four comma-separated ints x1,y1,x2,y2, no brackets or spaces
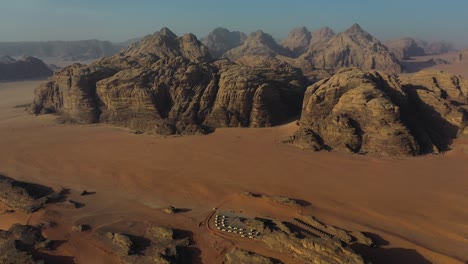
289,68,468,156
384,38,426,59
300,24,403,73
0,174,60,213
223,30,290,61
97,225,191,264
32,28,307,135
281,27,312,57
400,70,468,151
201,27,247,58
0,224,52,264
0,56,53,80
224,249,277,264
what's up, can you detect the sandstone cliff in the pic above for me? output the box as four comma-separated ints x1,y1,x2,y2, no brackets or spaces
32,28,307,135
0,56,53,80
201,27,247,59
289,68,468,156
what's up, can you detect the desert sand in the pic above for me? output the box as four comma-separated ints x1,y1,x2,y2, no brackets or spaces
0,80,467,263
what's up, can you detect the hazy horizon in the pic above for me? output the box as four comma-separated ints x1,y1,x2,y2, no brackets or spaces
1,0,467,48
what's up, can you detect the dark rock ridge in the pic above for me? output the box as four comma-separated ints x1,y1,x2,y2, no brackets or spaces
201,27,247,59
0,56,53,80
0,39,125,61
384,37,426,59
289,68,468,156
32,28,307,135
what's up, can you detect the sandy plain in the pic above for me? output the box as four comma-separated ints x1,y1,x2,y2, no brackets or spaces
0,70,467,263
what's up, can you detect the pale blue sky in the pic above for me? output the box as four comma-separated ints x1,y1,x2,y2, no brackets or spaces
1,0,467,47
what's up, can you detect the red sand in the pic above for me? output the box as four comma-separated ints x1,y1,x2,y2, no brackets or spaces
0,79,467,264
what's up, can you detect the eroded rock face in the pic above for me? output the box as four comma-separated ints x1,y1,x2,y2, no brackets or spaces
291,68,468,156
202,27,247,59
401,70,468,151
32,28,307,135
0,56,53,80
384,38,426,59
301,24,403,73
294,68,418,156
281,27,312,57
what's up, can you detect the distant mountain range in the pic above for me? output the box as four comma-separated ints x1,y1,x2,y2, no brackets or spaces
0,39,132,61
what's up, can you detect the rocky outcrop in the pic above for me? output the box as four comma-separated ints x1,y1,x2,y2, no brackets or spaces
202,28,247,58
241,217,367,264
384,38,426,59
97,225,191,264
290,68,468,156
0,175,60,213
400,70,468,151
292,68,418,156
32,28,307,135
300,24,403,73
0,56,53,80
0,224,51,264
224,249,277,264
223,31,290,61
281,27,312,57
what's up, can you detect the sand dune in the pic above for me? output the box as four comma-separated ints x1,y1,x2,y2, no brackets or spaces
0,80,467,263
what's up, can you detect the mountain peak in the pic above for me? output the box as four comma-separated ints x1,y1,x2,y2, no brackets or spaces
159,27,177,38
345,23,365,34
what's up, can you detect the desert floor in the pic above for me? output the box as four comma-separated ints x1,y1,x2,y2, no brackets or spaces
0,78,467,264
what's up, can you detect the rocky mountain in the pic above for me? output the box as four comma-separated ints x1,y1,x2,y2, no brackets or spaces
310,27,336,45
384,37,426,59
32,28,307,135
0,39,125,61
223,30,291,61
288,68,468,156
0,55,53,80
201,27,247,58
416,40,454,55
281,27,312,57
300,24,403,73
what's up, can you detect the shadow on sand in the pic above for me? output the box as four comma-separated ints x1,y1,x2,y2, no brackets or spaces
351,232,432,264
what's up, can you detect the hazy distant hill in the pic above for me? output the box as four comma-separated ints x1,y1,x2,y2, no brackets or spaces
0,39,127,61
0,55,53,80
